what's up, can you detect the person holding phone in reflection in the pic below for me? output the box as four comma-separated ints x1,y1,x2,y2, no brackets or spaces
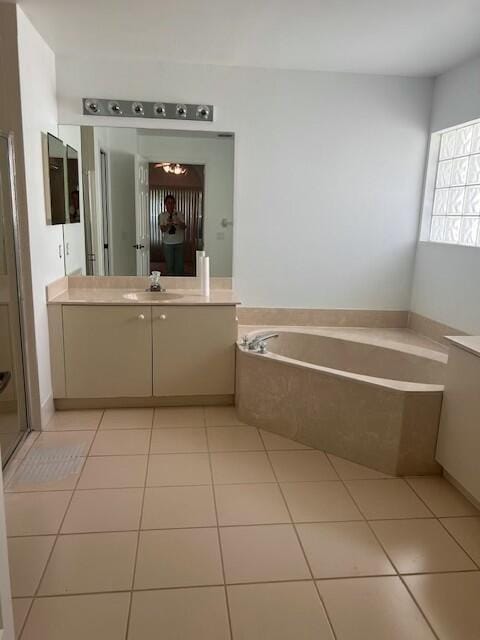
159,194,187,276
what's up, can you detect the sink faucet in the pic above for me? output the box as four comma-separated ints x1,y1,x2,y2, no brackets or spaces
245,332,279,353
147,271,165,292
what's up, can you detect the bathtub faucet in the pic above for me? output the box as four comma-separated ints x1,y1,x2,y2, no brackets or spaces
247,333,279,353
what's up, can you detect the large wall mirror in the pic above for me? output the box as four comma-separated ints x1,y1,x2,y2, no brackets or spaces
58,125,234,278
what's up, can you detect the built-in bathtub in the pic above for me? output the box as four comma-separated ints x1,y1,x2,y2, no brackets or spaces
236,328,447,476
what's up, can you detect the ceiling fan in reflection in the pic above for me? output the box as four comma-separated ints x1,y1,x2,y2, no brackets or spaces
154,162,187,175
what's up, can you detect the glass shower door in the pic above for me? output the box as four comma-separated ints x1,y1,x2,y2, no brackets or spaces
0,132,28,464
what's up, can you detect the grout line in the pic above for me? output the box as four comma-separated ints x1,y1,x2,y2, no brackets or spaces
263,449,339,640
123,410,154,640
206,429,234,640
338,475,442,640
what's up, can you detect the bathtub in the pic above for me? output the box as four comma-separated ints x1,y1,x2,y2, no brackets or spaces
236,328,446,476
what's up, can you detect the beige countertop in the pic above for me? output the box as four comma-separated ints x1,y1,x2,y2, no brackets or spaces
446,335,480,358
47,287,240,306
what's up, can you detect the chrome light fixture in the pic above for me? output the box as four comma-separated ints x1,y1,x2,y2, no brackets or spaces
132,102,145,116
83,98,214,121
108,101,122,115
176,104,187,118
153,103,166,117
196,105,210,120
155,162,187,175
84,99,100,114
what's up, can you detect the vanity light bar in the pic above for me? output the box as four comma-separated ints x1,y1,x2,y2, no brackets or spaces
83,98,214,122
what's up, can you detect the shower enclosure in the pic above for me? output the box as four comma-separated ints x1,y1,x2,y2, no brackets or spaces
0,132,28,465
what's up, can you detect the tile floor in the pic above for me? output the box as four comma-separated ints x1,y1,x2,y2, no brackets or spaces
4,406,480,639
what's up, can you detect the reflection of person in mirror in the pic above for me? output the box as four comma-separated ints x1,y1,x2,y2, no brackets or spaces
159,194,186,276
69,189,80,223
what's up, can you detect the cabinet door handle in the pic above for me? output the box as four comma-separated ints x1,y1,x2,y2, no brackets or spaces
138,313,145,320
160,314,167,320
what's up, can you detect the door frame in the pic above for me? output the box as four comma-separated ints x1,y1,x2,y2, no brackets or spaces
0,130,35,459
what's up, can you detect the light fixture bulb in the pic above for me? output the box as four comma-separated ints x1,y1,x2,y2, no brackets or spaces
176,104,187,118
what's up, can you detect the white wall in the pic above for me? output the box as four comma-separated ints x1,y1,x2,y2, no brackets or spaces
138,133,234,276
17,7,63,420
59,125,86,275
57,57,433,309
410,53,480,333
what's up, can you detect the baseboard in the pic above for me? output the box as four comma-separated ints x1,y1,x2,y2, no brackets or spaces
443,470,480,511
407,312,465,347
54,395,234,410
237,307,408,328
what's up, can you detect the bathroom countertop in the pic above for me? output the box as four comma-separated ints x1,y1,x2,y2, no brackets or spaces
47,288,240,306
445,335,480,358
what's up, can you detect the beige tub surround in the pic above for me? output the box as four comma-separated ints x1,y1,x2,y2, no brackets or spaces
407,312,465,347
47,278,239,407
237,307,408,328
236,329,445,476
436,336,480,504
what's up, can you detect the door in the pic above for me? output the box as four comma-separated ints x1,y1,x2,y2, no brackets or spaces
63,305,152,398
99,150,111,275
152,306,236,396
135,156,149,275
0,132,28,464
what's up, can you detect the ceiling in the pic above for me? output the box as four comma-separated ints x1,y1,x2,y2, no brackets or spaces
16,0,480,77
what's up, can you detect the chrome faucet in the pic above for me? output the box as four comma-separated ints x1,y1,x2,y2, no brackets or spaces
244,332,279,353
147,271,165,292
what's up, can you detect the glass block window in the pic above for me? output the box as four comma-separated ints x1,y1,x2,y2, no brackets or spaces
429,121,480,246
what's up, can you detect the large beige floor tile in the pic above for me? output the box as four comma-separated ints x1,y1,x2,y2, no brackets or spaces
8,536,55,597
100,408,153,430
204,406,245,427
29,431,95,459
5,458,84,492
215,483,290,526
211,451,275,484
228,581,334,640
21,592,130,640
407,477,479,517
150,427,207,453
147,453,211,486
62,488,144,533
12,598,31,639
45,410,103,431
39,532,137,595
154,406,205,428
440,517,480,564
207,426,264,451
281,481,363,522
268,451,338,482
128,587,230,640
220,524,310,584
345,479,432,520
405,572,480,640
298,522,394,578
318,576,435,640
90,429,151,456
259,430,311,450
78,455,147,488
134,528,223,589
371,518,476,574
5,491,72,536
141,486,216,529
327,454,392,480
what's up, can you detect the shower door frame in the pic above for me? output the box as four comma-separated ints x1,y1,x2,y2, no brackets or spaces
0,130,31,463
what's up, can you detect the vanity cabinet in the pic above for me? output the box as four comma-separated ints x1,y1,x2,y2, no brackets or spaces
63,305,153,398
152,306,236,396
51,303,237,401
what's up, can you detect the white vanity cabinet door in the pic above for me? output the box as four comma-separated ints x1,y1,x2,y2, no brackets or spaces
63,305,152,398
152,306,236,397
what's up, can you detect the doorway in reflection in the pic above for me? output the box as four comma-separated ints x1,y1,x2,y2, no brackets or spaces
150,163,204,276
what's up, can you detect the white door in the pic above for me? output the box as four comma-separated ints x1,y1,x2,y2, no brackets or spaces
134,156,150,276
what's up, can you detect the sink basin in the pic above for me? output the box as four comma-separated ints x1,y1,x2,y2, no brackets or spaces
122,291,183,302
